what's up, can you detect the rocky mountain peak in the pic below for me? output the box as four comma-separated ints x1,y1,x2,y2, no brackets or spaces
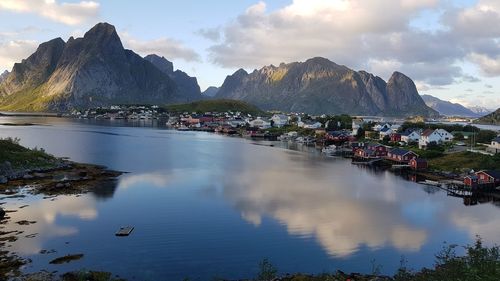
82,22,123,51
144,54,174,74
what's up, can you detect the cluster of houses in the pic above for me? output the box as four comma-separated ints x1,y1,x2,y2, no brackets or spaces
360,121,455,149
351,142,427,170
70,105,166,120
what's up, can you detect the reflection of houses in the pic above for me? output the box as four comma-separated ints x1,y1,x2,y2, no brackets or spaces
486,137,500,154
386,148,419,163
464,170,500,188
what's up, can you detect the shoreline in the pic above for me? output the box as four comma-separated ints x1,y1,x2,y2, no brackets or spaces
0,139,123,279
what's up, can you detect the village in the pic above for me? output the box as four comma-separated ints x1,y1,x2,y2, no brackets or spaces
70,105,500,192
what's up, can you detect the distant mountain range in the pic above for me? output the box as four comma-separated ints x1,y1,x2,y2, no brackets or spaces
215,57,437,117
468,106,493,116
474,108,500,125
421,95,480,117
0,22,454,117
0,23,201,112
202,86,219,97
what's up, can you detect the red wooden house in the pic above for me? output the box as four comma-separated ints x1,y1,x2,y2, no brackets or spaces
409,158,428,170
464,170,500,188
386,148,419,163
390,133,402,142
366,143,388,157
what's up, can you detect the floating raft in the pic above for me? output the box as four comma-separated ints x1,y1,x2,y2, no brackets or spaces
115,226,134,236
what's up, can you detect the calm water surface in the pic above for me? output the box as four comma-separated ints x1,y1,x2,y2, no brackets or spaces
1,117,499,280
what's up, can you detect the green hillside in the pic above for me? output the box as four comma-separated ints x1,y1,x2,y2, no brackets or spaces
474,108,500,125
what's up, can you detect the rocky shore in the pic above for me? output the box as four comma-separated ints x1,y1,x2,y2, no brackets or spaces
0,138,123,279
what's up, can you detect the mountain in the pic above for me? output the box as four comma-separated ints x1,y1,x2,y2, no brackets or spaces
165,99,263,115
0,70,8,83
144,54,201,98
0,22,201,112
474,108,500,125
421,94,479,117
215,57,437,117
468,106,493,116
202,86,219,97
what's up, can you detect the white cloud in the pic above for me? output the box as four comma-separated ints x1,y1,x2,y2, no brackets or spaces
206,0,500,97
0,0,100,26
121,32,201,62
0,39,38,72
468,53,500,76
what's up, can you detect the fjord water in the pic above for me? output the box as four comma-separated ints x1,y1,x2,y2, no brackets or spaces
1,117,499,280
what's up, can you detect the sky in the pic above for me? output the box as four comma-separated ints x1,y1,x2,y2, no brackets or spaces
0,0,499,109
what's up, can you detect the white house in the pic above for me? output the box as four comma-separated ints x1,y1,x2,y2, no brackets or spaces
486,136,500,154
419,128,454,148
379,127,392,139
271,114,289,127
351,119,364,136
249,117,271,129
298,121,322,129
401,130,420,143
373,123,391,132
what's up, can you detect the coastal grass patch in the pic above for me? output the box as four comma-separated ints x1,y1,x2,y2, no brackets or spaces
0,138,56,170
428,151,500,172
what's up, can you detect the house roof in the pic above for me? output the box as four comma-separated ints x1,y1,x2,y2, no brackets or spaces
479,170,500,179
389,148,417,156
422,129,435,137
380,127,391,133
411,158,427,163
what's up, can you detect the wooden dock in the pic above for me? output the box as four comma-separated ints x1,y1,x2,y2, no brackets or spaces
115,226,134,236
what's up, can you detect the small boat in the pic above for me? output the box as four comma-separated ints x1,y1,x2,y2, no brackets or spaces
420,180,442,187
321,145,337,154
176,125,190,131
115,226,134,236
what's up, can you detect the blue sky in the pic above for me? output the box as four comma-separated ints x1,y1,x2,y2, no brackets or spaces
0,0,499,109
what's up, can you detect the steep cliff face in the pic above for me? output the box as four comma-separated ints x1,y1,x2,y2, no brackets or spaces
0,38,65,97
216,57,437,116
0,23,201,112
144,54,201,100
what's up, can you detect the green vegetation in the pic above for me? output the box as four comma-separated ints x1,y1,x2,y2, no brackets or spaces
257,258,278,281
165,99,264,115
0,137,56,169
429,151,500,172
0,85,56,112
248,237,500,281
474,108,500,125
264,125,316,136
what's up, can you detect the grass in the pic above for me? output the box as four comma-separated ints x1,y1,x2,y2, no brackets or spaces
164,99,264,115
428,151,500,172
0,137,56,170
249,237,500,281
